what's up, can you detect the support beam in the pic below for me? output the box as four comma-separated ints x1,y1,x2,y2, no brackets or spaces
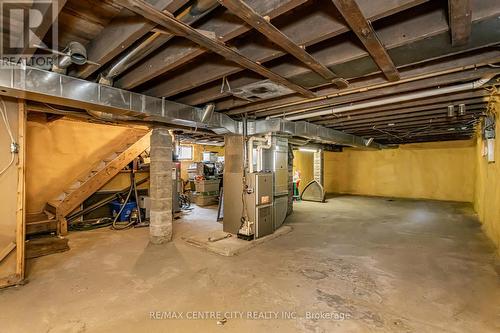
448,0,472,46
115,0,309,89
217,0,348,88
21,0,68,57
71,0,188,79
149,127,173,244
331,0,400,81
116,0,316,98
136,0,426,99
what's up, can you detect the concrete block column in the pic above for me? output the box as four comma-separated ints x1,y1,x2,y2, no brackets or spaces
149,127,173,244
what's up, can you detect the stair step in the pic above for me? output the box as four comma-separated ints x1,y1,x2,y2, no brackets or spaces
43,209,56,220
47,199,62,208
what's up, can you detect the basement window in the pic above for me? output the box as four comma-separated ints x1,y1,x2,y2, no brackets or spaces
177,145,193,160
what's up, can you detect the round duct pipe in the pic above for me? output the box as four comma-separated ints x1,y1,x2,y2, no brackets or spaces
52,42,87,73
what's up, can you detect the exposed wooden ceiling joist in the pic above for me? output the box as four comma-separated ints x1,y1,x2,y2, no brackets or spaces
217,0,348,88
21,0,68,56
448,0,472,46
144,0,427,101
115,0,309,90
321,103,486,128
246,66,500,118
312,93,490,124
222,49,500,116
72,0,188,79
330,0,400,82
213,1,500,112
116,0,317,98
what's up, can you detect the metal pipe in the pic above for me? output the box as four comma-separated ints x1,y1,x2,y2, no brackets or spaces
256,134,272,172
99,0,219,85
283,76,495,121
52,42,87,73
242,60,499,116
247,136,268,173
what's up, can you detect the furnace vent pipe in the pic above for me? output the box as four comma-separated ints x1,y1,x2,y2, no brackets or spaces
281,76,495,121
256,134,272,172
99,0,219,85
247,135,271,173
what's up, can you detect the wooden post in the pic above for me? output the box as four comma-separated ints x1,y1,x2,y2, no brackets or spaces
16,100,26,281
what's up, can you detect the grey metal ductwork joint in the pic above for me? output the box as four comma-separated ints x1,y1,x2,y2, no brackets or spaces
0,61,383,149
52,42,88,74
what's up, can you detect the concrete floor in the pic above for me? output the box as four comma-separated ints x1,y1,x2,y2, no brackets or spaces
0,196,499,332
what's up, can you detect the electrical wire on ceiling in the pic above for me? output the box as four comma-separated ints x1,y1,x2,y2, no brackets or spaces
0,97,18,177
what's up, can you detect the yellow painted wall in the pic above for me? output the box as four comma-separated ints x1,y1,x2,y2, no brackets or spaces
179,144,224,180
26,117,147,214
473,100,500,253
323,140,476,202
292,150,314,192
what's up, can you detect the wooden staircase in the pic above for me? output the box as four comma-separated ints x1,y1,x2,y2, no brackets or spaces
27,130,152,236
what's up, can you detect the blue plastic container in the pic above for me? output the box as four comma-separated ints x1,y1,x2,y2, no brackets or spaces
110,201,137,222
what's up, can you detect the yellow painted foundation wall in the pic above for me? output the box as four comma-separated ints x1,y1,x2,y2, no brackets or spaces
321,140,476,202
474,100,500,253
179,144,224,180
292,151,314,191
26,117,145,214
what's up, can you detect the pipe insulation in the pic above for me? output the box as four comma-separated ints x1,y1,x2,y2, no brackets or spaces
281,76,496,121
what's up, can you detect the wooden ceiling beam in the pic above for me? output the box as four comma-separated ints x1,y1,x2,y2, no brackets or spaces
319,103,486,128
71,0,188,79
448,0,472,46
253,66,498,118
21,0,68,57
330,0,400,82
310,91,489,123
308,97,488,125
220,49,500,114
217,0,348,89
116,0,316,98
115,0,309,90
142,0,427,100
331,112,483,131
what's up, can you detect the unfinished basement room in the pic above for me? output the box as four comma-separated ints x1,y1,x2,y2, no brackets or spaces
0,0,500,332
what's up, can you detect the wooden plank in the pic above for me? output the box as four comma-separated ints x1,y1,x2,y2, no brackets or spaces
448,0,472,46
116,0,309,89
25,237,69,259
15,100,26,280
26,220,58,235
331,0,400,82
72,0,188,79
0,243,16,264
116,0,316,98
21,0,68,57
218,0,348,88
55,131,152,218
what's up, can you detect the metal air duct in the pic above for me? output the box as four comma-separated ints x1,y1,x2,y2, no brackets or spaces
99,0,219,85
52,42,88,74
0,61,382,149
